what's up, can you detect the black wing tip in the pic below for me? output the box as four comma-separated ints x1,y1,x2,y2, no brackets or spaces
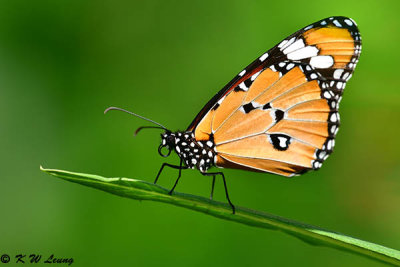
313,16,360,30
301,16,360,33
319,16,356,22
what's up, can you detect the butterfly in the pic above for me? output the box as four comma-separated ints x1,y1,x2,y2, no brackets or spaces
105,16,361,214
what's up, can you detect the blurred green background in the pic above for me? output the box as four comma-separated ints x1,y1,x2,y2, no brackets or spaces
1,0,399,266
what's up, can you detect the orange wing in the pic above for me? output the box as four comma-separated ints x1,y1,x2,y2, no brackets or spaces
189,16,361,177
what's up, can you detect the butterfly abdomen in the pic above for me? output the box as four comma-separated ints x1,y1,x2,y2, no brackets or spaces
173,131,216,172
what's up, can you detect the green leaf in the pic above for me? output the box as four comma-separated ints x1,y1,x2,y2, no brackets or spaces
40,166,400,266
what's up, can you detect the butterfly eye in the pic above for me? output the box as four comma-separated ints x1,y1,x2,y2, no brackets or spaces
158,144,171,158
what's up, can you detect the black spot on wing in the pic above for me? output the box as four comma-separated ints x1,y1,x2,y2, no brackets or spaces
263,103,271,110
269,134,291,151
233,86,242,92
274,109,284,123
242,102,256,114
244,79,252,88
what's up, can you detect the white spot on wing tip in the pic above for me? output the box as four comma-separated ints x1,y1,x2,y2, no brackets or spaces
333,69,344,79
287,46,319,60
251,70,262,81
278,39,288,49
349,18,357,26
309,56,334,69
238,70,246,76
344,19,353,26
333,20,342,27
259,52,268,62
282,39,305,54
239,82,248,91
304,25,313,31
330,113,338,122
286,63,295,70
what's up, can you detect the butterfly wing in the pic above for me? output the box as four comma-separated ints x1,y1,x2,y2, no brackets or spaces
188,16,361,176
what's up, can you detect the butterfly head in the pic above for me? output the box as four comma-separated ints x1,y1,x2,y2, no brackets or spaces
159,131,175,157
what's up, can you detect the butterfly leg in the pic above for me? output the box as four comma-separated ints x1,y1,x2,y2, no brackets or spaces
210,175,216,200
168,158,185,195
202,172,235,214
154,159,186,184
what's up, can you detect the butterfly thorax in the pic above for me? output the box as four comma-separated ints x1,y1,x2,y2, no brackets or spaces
161,131,216,172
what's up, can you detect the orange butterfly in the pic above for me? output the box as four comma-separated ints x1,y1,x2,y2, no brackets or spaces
106,16,361,214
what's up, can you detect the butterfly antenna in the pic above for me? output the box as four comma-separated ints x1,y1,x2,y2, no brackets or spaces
104,106,168,130
134,126,166,136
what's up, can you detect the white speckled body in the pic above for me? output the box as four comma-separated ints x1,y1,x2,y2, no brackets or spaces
161,131,216,172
